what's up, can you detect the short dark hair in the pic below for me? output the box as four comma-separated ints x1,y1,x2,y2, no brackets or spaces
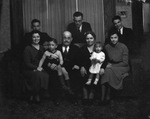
84,31,96,39
112,15,121,23
50,38,58,45
31,30,40,36
73,11,83,18
108,29,120,39
31,19,40,25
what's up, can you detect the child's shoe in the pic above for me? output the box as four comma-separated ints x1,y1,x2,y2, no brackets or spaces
93,78,99,85
86,79,92,85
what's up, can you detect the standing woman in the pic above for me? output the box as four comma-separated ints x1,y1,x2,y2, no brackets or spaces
23,30,49,103
80,31,105,104
101,30,130,104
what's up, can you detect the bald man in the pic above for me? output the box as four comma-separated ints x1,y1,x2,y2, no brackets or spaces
57,31,82,104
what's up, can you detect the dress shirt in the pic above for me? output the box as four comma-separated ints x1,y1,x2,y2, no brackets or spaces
62,46,69,53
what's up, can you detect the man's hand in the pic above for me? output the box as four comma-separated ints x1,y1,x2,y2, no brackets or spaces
51,54,59,59
80,67,87,77
72,65,80,70
37,67,43,71
48,63,57,70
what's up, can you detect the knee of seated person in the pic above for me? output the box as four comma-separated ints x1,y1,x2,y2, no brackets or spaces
105,68,112,73
34,71,47,77
57,69,63,76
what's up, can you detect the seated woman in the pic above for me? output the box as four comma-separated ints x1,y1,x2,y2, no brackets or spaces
23,30,50,103
80,31,106,105
100,30,130,104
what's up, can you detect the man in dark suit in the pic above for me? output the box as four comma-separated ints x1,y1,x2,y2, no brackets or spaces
23,19,52,50
67,11,92,48
107,15,134,54
57,31,82,104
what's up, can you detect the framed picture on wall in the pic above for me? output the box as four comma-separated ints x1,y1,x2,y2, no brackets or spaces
117,0,124,3
117,11,127,18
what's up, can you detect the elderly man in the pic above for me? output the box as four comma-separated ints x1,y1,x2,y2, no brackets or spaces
57,31,82,104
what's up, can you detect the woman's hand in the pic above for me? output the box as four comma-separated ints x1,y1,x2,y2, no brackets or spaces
48,63,57,70
91,58,97,65
106,63,112,68
37,67,43,71
99,68,105,75
51,63,57,70
72,65,80,70
51,54,59,59
80,67,87,77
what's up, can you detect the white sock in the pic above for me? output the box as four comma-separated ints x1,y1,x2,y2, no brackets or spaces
86,79,92,85
94,78,99,85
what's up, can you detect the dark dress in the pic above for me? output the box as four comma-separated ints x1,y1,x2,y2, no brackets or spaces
101,42,130,90
80,45,107,85
23,45,49,95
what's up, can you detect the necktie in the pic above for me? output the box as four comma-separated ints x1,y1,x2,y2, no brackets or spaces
64,47,68,55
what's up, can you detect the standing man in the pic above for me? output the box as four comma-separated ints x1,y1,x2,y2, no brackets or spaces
67,12,92,48
106,15,134,54
23,19,52,50
57,31,82,104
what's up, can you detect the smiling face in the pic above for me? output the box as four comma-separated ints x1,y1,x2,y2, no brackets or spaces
32,33,40,45
110,33,119,45
86,34,95,47
113,19,122,30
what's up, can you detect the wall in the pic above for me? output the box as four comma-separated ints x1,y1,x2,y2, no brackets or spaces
22,0,104,44
116,1,133,28
103,0,116,39
143,3,150,33
0,0,11,52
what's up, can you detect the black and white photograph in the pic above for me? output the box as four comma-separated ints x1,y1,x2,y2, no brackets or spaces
0,0,150,118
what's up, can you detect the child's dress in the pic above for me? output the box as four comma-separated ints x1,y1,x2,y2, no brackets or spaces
89,51,105,74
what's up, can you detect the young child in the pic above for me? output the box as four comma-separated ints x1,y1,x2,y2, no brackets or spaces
37,38,73,94
43,40,50,51
86,42,105,85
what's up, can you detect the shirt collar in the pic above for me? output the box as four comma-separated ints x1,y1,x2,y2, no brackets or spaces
62,46,69,52
119,27,123,35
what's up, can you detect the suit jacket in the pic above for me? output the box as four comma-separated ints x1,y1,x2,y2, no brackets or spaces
67,22,92,44
119,27,134,52
22,30,52,50
57,44,80,72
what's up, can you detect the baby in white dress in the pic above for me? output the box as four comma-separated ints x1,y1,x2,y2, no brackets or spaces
86,42,105,85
